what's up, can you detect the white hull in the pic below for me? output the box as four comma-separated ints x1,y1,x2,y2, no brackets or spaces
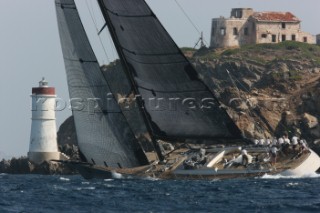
66,147,320,180
171,147,320,179
280,149,320,176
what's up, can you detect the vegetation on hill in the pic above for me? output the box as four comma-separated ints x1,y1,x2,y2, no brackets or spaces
193,41,320,65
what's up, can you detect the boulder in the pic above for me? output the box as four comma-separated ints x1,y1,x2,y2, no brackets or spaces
0,159,10,173
242,123,255,138
303,113,319,129
279,63,289,72
313,68,320,73
9,157,34,174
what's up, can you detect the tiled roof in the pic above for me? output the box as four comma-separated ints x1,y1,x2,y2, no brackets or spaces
252,12,300,22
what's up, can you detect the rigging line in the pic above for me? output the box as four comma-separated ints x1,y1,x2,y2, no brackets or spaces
226,69,281,134
90,0,117,60
85,0,98,31
226,69,241,99
173,0,208,46
226,69,262,107
108,32,117,60
96,1,116,60
85,0,110,64
89,0,97,25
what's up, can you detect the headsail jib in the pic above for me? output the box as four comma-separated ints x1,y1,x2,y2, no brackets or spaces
55,0,149,168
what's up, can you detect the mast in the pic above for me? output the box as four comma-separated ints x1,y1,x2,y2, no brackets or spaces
97,0,164,161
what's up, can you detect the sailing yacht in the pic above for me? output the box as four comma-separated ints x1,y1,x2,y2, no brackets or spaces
55,0,320,179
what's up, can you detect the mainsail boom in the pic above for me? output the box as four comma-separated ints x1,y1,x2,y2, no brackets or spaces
55,0,149,168
97,0,244,143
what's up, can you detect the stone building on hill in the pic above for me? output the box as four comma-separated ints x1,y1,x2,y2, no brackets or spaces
210,8,316,48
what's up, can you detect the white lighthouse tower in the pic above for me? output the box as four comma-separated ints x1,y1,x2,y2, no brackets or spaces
28,78,65,164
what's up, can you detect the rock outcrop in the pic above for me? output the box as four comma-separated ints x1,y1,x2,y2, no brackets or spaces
57,116,78,146
57,41,320,155
0,157,77,175
0,142,79,175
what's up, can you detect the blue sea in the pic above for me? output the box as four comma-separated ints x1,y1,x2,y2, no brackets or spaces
1,173,320,213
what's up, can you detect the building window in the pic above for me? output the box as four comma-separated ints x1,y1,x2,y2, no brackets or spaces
220,28,226,36
244,27,249,36
212,28,215,35
292,34,296,41
282,35,286,41
233,28,238,35
261,34,267,38
282,23,286,29
235,10,243,18
272,35,276,42
304,37,308,42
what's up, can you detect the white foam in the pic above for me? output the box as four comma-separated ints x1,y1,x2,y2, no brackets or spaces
111,171,123,179
260,172,320,179
75,187,96,191
81,181,90,185
59,177,70,181
104,179,114,182
286,182,299,186
104,184,115,188
53,185,68,191
141,176,159,181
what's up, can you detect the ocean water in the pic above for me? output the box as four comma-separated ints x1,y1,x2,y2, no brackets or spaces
1,174,320,213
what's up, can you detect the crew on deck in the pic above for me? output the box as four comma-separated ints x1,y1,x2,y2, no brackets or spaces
252,133,310,164
269,146,278,166
241,149,253,166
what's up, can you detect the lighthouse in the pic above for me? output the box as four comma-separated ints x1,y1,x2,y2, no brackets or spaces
28,78,65,164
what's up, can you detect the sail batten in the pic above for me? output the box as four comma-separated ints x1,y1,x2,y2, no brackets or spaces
98,0,244,143
55,0,149,167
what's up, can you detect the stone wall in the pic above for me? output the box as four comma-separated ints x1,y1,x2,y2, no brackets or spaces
255,22,315,44
210,8,316,48
210,18,254,48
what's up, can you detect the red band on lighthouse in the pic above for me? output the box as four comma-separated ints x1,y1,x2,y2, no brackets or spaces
32,87,56,95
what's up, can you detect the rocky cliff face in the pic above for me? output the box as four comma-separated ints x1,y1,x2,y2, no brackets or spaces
57,41,320,152
57,116,78,146
192,42,320,151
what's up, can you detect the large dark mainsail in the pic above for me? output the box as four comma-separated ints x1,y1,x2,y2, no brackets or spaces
97,0,244,142
55,0,149,168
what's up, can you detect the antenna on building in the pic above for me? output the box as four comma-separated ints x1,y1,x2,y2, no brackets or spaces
174,0,208,48
194,32,206,49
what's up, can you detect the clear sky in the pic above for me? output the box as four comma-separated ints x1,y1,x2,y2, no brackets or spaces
0,0,319,158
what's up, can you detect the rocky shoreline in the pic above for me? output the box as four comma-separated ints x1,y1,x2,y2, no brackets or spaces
0,144,79,175
0,157,76,175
